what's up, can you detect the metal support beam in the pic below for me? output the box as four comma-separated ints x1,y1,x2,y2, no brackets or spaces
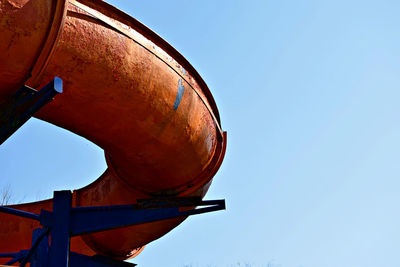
29,228,50,267
0,190,225,266
70,253,137,267
69,198,224,236
0,77,62,145
48,191,72,267
0,206,40,221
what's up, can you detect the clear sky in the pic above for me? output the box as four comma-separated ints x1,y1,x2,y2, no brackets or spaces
1,0,400,266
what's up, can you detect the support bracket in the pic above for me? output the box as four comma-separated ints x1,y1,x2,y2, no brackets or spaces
0,77,62,145
0,191,225,266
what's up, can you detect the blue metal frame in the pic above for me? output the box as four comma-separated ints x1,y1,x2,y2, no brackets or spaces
0,191,225,266
0,77,226,266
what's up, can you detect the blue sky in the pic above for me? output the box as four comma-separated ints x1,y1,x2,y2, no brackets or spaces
1,0,400,266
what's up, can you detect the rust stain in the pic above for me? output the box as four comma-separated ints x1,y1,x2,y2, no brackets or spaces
6,0,29,9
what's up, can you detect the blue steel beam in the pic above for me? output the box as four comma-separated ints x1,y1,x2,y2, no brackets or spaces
20,228,50,267
0,77,62,145
0,252,21,258
29,228,50,267
0,251,27,265
0,206,40,221
38,196,225,236
0,190,225,266
70,253,137,267
48,191,72,267
5,253,26,265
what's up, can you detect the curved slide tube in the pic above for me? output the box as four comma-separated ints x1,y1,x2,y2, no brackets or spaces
0,0,226,262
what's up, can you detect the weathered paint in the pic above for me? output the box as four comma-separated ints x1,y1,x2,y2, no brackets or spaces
173,79,185,110
0,0,226,262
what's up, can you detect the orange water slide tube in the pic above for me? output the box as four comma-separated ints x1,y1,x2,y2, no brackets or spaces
0,0,226,261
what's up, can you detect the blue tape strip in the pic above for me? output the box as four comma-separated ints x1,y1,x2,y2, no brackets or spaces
173,79,185,110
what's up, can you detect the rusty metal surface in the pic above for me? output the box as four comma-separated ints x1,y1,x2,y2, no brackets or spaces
73,0,222,127
0,0,226,261
27,0,67,87
0,0,56,95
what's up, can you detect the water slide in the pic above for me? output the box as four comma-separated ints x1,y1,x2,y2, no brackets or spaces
0,0,226,263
